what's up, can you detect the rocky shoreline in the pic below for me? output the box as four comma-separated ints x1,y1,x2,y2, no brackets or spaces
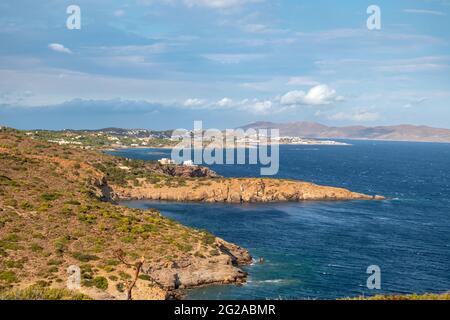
111,177,384,204
102,176,383,299
143,238,253,300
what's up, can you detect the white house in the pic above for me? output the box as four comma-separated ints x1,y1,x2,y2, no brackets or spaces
158,158,176,165
183,160,195,166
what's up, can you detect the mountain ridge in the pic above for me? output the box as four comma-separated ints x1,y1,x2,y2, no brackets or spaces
239,121,450,143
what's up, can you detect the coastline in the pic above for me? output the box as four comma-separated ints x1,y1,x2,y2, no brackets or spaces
0,129,384,300
103,141,352,152
110,178,384,204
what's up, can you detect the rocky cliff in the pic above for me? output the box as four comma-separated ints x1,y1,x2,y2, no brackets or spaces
113,178,384,203
143,238,251,295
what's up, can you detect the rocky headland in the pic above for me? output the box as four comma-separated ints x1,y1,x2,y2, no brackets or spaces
112,177,384,203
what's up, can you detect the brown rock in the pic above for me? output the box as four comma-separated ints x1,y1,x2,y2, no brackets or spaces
113,178,384,203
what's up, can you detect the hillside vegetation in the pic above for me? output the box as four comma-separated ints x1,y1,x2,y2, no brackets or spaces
0,128,249,300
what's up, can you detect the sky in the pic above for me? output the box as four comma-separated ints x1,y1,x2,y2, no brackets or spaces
0,0,450,130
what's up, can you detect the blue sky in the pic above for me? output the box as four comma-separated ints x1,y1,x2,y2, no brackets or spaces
0,0,450,130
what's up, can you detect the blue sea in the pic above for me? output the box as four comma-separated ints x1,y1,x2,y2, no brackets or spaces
110,140,450,300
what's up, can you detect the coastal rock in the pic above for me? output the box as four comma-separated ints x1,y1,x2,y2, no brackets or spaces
112,178,384,203
143,237,252,292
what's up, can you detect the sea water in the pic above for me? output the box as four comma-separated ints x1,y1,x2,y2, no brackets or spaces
111,140,450,299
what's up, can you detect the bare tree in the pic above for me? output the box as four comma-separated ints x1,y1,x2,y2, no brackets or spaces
114,249,145,300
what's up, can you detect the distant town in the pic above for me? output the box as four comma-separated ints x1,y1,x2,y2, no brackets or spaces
17,127,349,150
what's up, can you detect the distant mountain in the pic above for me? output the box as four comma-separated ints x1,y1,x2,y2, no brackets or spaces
239,121,450,143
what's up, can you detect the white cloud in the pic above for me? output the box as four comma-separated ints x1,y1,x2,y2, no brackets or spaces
183,98,207,107
280,90,306,105
403,9,446,16
48,43,72,54
181,96,273,114
216,97,233,107
280,84,339,106
241,99,273,114
329,111,380,122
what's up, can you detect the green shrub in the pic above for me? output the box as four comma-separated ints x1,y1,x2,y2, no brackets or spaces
72,252,99,262
37,202,52,212
118,271,131,280
117,217,131,232
47,259,63,266
138,274,152,281
130,225,145,234
143,224,159,233
54,242,67,254
65,200,81,206
0,176,18,187
93,277,108,290
120,235,134,243
4,260,24,269
40,193,60,202
101,265,115,273
78,214,96,224
54,236,71,254
30,243,43,253
61,205,73,215
0,271,17,283
0,241,20,251
201,231,216,245
3,233,19,242
176,243,193,253
105,259,120,266
19,201,33,210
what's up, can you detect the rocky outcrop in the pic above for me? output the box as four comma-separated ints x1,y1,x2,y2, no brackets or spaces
113,178,384,203
141,237,252,295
